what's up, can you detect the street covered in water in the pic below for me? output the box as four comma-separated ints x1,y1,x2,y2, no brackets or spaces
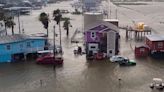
0,1,164,92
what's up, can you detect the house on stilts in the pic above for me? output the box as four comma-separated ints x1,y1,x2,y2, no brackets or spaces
0,34,46,62
84,21,120,60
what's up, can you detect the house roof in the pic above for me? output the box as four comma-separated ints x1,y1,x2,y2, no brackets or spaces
135,44,149,48
146,35,164,41
103,19,119,22
84,21,119,32
0,34,46,44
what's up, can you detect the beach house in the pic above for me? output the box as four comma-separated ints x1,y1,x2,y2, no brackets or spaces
0,34,46,62
84,21,120,59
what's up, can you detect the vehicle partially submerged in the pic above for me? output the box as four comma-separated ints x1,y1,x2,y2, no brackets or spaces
150,78,164,90
110,55,128,62
36,50,63,65
118,58,136,66
110,55,136,66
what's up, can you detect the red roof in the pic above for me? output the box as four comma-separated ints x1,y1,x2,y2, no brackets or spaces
146,35,164,41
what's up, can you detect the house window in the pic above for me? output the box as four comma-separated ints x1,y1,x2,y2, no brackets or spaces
91,32,96,38
6,45,11,50
27,42,31,47
91,46,96,49
20,44,23,48
140,48,145,52
157,42,163,48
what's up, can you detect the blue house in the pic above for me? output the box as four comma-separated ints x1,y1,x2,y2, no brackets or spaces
0,34,46,62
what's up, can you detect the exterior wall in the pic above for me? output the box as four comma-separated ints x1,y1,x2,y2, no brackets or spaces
153,41,164,51
87,43,99,54
115,33,120,54
135,47,149,57
145,38,164,52
83,0,101,11
85,31,101,43
145,38,153,49
0,54,11,62
24,39,46,53
0,39,45,62
85,30,119,58
107,31,116,57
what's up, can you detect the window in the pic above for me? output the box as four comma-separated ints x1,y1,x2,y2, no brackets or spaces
157,42,163,48
20,44,23,48
6,45,11,50
27,42,31,47
91,46,96,49
140,48,145,52
109,50,112,54
91,32,96,38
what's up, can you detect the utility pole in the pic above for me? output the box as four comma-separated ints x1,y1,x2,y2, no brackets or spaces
59,21,62,54
53,26,56,56
116,8,118,19
109,0,112,19
22,21,25,34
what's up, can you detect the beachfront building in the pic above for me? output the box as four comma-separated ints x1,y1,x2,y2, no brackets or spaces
82,0,101,12
0,34,46,62
145,35,164,58
84,21,120,59
0,0,6,4
135,45,149,58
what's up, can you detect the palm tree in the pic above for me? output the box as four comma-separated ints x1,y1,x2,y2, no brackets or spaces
53,9,62,53
0,10,4,21
63,19,71,36
0,10,15,35
4,16,15,35
39,12,49,37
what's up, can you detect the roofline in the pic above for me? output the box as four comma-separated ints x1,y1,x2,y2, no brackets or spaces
84,21,119,32
146,35,164,41
0,38,46,45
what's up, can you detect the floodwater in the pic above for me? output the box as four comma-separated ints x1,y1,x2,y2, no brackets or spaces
0,1,164,92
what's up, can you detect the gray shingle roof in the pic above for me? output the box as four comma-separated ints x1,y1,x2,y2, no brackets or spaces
146,35,164,41
0,34,45,44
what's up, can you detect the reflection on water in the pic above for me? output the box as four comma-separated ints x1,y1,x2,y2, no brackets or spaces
0,57,164,92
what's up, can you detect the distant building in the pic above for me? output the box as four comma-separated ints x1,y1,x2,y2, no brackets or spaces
135,44,149,58
0,0,6,4
84,21,120,59
145,35,164,58
0,34,46,62
82,0,101,12
145,35,164,53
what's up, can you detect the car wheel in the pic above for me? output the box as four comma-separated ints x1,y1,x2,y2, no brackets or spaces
150,86,154,89
160,87,164,90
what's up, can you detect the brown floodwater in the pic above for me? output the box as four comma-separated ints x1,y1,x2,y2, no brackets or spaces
1,1,164,92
